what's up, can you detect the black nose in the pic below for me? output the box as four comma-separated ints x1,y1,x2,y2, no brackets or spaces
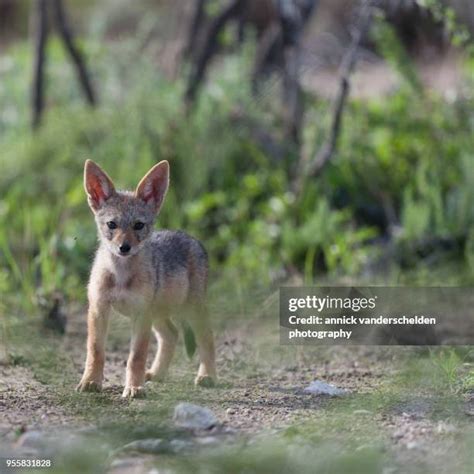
119,243,131,254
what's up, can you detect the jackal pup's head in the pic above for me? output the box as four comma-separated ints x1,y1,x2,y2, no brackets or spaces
84,160,169,257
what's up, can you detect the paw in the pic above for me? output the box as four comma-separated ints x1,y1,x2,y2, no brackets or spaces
194,375,216,388
145,370,165,382
76,379,102,393
122,385,146,399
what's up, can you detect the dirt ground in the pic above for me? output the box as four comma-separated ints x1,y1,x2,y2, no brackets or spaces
1,305,473,473
1,309,382,434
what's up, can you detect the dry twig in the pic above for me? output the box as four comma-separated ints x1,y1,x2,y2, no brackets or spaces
31,0,97,128
292,0,374,194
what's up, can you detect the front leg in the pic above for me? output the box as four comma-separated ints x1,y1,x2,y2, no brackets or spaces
123,316,151,399
77,302,110,393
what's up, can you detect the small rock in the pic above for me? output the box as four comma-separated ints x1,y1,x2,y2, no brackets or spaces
302,380,348,396
121,439,171,454
169,439,194,453
195,436,219,446
76,426,99,435
226,408,236,415
406,441,421,450
16,431,44,449
110,458,142,469
0,424,12,439
108,457,148,474
173,403,218,430
436,421,456,434
15,429,85,456
393,429,405,440
220,425,238,435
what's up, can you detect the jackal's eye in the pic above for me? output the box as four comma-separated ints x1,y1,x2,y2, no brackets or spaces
133,221,145,230
106,221,117,229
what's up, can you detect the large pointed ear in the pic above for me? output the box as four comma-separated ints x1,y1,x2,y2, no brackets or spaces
135,161,169,213
84,160,116,212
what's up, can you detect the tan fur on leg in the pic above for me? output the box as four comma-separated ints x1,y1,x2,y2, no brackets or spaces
190,306,216,387
76,303,110,392
146,318,179,382
123,317,151,398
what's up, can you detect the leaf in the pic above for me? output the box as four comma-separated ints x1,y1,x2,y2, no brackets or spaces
182,321,197,359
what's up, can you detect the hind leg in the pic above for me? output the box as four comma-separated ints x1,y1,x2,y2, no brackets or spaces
189,304,216,387
145,318,179,382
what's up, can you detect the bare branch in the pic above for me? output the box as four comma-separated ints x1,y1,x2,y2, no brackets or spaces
185,0,243,103
183,0,208,60
281,44,303,145
251,22,282,92
31,0,49,129
52,0,97,106
293,1,374,192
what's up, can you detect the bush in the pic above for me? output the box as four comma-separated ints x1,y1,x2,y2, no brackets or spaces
1,21,474,314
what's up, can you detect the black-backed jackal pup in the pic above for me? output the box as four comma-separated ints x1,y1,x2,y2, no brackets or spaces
77,160,216,398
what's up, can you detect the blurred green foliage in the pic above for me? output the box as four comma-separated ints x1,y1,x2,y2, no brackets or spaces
0,13,473,316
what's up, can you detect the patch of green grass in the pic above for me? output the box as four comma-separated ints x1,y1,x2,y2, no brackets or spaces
2,24,474,318
459,368,474,393
394,348,474,396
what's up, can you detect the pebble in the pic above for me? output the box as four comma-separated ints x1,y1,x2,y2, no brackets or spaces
15,429,86,457
121,438,193,455
16,431,44,449
406,441,421,450
110,458,142,469
393,429,404,440
436,421,456,434
121,439,169,454
195,436,219,446
303,380,349,396
173,403,218,430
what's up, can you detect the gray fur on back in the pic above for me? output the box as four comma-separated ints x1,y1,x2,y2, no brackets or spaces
149,230,208,294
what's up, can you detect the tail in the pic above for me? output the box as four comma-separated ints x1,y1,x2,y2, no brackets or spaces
181,321,197,359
